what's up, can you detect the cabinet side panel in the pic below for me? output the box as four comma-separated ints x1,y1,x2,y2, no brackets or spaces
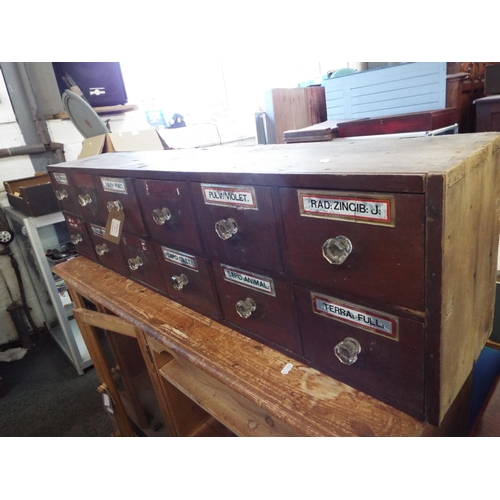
438,143,500,423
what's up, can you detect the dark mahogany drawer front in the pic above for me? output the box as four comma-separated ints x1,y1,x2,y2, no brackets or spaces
213,263,302,355
192,182,283,273
135,179,202,252
50,172,82,216
121,234,167,293
63,213,96,262
71,173,101,221
280,188,425,312
93,175,147,236
295,286,424,417
86,222,128,276
155,244,220,319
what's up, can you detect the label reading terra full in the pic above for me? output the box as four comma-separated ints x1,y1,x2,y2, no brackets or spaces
299,190,393,226
101,177,128,194
312,293,398,340
53,173,68,185
161,247,198,272
201,184,257,209
222,264,275,296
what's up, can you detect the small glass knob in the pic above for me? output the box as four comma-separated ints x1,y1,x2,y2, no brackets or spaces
235,297,256,319
95,243,109,256
128,256,143,270
152,207,172,225
334,337,361,365
55,189,68,200
215,218,238,240
70,234,82,244
322,236,353,265
107,200,123,212
171,273,188,290
78,193,92,206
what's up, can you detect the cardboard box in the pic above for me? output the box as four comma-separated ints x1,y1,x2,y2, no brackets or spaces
78,129,169,159
4,172,60,217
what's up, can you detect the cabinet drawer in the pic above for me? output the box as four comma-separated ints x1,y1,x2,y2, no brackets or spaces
154,244,221,319
135,179,202,252
280,188,425,312
121,234,167,294
295,285,424,417
213,263,302,355
192,182,283,273
50,172,82,216
86,222,128,276
63,213,96,262
93,175,148,236
71,172,102,221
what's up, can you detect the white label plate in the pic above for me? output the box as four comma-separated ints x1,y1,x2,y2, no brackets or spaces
101,177,128,194
201,183,257,209
53,173,68,185
90,223,106,238
312,292,398,340
161,246,199,272
221,264,275,296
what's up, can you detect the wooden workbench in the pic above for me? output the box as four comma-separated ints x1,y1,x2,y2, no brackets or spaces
54,256,468,437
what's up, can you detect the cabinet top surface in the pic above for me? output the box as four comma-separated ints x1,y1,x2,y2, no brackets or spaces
48,133,500,192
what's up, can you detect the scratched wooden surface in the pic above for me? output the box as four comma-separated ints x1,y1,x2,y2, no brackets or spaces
55,256,431,437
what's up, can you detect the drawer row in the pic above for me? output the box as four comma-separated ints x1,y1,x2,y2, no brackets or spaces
51,172,426,313
65,212,425,417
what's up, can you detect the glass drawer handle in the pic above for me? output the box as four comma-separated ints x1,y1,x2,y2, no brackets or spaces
235,297,256,319
95,243,109,256
152,207,172,225
55,189,68,200
107,200,123,212
215,218,238,240
171,273,188,290
128,256,143,271
70,234,82,244
334,337,361,365
78,193,92,206
322,236,353,265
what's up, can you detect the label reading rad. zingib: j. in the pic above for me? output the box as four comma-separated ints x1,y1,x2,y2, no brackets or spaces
298,189,394,226
201,183,257,209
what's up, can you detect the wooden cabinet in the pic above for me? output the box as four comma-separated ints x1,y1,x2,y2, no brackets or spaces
48,133,500,426
475,96,500,132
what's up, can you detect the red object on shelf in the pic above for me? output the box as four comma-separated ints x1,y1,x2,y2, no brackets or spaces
337,108,458,138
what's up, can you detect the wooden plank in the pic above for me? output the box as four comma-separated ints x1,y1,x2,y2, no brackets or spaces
55,257,430,437
73,308,136,338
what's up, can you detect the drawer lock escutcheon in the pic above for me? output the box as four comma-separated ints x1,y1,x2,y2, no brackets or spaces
171,273,188,290
55,189,68,200
235,297,256,319
215,218,238,240
322,236,353,265
152,207,172,225
107,200,123,212
78,193,92,206
95,243,109,256
128,256,143,271
334,337,361,365
70,234,82,245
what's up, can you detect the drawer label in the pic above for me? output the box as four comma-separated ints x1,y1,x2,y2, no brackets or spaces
161,246,199,272
221,264,275,296
101,177,128,194
201,184,257,209
298,190,394,226
312,293,398,340
90,223,106,238
53,173,68,185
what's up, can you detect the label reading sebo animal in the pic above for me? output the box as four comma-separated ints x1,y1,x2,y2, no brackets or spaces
101,177,128,194
161,246,199,272
312,293,398,340
53,173,68,185
201,184,257,209
222,264,275,296
299,190,393,226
